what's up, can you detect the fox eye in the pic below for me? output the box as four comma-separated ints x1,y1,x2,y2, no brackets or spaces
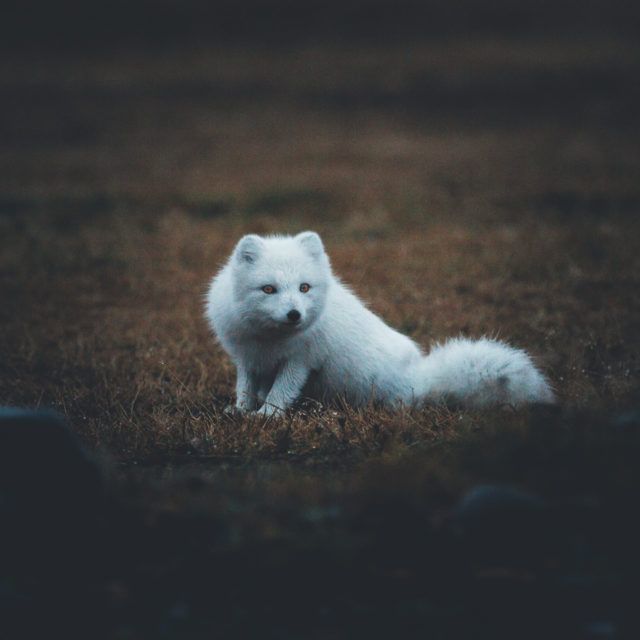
299,283,311,293
262,285,277,294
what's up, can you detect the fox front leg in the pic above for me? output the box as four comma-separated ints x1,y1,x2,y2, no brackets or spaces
234,365,260,412
258,361,309,417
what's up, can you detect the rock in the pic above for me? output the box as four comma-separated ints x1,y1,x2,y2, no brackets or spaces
453,484,546,520
610,409,640,430
0,407,102,505
449,484,552,567
0,407,105,574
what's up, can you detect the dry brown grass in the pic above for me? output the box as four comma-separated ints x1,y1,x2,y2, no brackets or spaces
1,37,639,463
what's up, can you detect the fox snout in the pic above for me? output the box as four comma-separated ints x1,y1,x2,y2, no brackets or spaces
286,309,301,323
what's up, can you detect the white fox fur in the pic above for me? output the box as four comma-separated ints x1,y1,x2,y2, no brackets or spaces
205,231,554,416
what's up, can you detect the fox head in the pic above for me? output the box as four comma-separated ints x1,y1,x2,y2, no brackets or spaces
230,231,331,336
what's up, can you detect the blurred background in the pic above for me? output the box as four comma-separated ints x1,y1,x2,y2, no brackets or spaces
2,0,639,417
3,0,640,47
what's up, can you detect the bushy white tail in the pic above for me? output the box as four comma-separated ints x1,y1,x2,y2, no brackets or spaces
413,337,554,408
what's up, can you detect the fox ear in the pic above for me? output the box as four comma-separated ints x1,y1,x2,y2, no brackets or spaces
296,231,325,259
234,234,263,264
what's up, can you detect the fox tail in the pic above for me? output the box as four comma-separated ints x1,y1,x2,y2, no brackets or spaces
412,337,554,408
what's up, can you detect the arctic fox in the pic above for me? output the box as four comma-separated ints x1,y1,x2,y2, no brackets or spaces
205,231,554,416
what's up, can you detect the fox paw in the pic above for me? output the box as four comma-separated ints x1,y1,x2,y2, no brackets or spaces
255,404,284,418
223,404,248,417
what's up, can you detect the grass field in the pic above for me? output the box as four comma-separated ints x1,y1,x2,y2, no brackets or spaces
1,29,640,638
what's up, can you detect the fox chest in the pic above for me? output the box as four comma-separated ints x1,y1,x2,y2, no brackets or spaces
233,337,323,375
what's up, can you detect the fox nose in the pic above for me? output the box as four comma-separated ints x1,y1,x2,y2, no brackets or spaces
287,309,301,323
